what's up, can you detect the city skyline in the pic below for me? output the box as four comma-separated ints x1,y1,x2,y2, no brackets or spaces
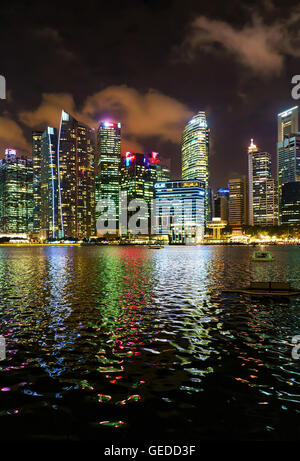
2,103,298,189
0,103,294,241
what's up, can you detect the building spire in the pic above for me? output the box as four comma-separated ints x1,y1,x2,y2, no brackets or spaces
248,138,257,153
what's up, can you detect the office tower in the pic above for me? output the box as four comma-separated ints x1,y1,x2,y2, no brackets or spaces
214,188,229,221
277,106,299,184
154,180,205,244
96,121,121,232
181,111,210,220
57,110,95,239
228,178,247,229
146,152,171,182
40,127,59,240
120,152,160,235
0,149,33,234
32,131,43,234
277,106,298,143
281,182,300,224
265,178,279,225
248,139,278,226
277,134,300,184
277,107,300,224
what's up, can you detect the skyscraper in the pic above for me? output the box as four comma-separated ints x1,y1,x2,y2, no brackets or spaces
277,107,300,224
213,188,229,221
57,110,95,239
277,106,300,186
40,127,59,240
96,121,121,233
181,111,210,220
277,106,298,143
281,182,300,224
0,149,34,234
277,106,299,185
248,139,278,226
277,134,300,184
146,152,171,182
119,152,159,235
154,180,205,244
32,131,43,234
277,106,300,185
228,178,247,230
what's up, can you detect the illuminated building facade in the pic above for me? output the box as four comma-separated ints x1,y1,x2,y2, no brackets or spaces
277,134,300,185
57,110,95,239
277,106,298,143
248,139,278,226
96,121,121,232
32,131,43,234
281,182,300,224
40,127,59,240
0,149,33,234
148,153,171,182
277,106,299,184
229,177,247,229
120,152,159,234
154,180,205,244
181,111,210,220
213,188,229,221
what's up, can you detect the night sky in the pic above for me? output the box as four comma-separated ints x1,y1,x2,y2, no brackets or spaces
1,0,300,189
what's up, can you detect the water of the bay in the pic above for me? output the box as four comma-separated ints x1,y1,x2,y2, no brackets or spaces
0,245,299,441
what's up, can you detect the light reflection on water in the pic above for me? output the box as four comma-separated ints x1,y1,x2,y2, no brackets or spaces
0,245,299,440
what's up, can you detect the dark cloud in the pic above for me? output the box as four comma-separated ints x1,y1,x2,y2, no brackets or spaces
181,8,300,76
18,86,192,154
34,27,77,61
0,117,29,153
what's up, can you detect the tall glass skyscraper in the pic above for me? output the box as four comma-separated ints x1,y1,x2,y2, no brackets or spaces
40,127,59,240
32,131,43,234
181,111,210,220
248,140,278,226
96,121,121,233
277,106,300,185
33,111,95,240
120,152,159,235
228,177,247,229
277,106,298,143
0,149,33,234
57,110,95,239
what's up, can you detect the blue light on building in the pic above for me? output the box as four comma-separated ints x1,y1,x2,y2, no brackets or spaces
154,180,205,244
